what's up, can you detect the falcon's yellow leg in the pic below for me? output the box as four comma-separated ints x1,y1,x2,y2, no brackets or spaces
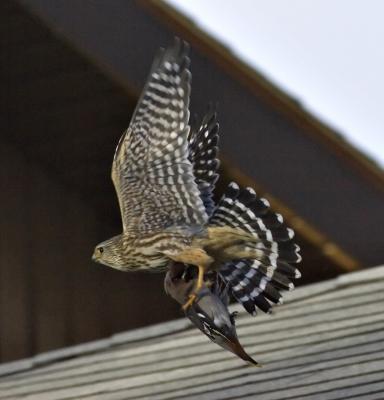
163,247,213,310
182,264,205,310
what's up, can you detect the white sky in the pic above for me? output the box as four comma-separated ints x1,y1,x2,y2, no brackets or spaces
164,0,384,168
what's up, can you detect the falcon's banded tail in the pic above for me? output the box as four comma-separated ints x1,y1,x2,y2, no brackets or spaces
209,182,301,315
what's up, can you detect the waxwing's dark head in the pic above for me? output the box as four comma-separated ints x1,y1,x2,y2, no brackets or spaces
164,263,259,366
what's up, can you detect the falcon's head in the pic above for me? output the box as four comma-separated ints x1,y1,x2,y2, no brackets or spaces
92,235,125,270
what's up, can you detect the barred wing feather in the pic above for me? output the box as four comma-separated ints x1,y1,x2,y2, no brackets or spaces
112,39,208,234
188,107,220,216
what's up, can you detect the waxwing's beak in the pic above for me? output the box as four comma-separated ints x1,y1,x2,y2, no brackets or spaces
223,334,261,367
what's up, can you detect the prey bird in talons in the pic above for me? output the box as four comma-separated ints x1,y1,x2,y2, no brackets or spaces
92,38,301,315
164,159,301,363
165,262,259,365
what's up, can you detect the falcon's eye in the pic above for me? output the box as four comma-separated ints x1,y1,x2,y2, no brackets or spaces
98,247,104,254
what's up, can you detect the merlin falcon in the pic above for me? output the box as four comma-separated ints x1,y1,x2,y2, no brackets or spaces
92,39,301,311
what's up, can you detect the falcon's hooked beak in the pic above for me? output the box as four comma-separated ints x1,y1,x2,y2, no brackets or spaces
92,247,104,265
91,250,99,263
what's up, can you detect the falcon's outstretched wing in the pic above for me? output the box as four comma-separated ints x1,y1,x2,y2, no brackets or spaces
188,107,220,216
112,39,208,234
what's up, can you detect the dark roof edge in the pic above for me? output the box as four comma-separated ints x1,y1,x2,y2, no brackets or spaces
141,0,384,193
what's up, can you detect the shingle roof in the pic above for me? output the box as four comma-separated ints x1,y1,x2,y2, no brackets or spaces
1,266,384,400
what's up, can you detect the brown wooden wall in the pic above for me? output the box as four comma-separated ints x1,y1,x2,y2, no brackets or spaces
0,141,180,362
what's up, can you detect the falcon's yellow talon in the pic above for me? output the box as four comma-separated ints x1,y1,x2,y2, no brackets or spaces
182,294,197,310
182,265,205,310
